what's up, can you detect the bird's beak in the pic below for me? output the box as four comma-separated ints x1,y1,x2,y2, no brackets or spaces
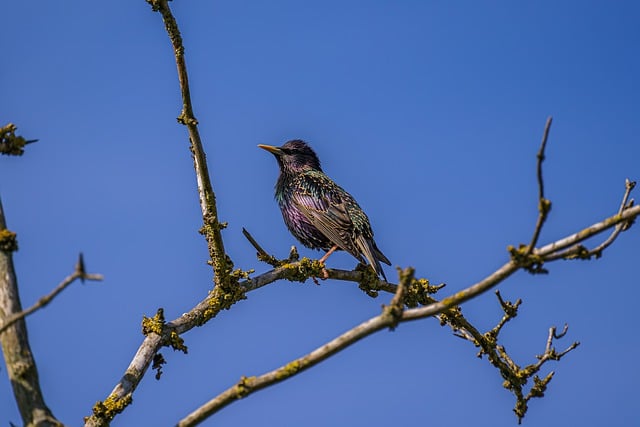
258,144,282,155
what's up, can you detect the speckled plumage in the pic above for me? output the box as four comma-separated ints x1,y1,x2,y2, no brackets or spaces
259,139,390,280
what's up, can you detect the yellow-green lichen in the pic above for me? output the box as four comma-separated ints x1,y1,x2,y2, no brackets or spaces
564,245,591,260
0,123,33,156
538,198,552,216
356,263,381,297
91,393,133,421
199,285,247,325
169,331,188,353
507,244,547,274
0,229,18,252
141,308,165,336
235,375,256,399
280,257,325,282
276,360,305,380
404,277,440,307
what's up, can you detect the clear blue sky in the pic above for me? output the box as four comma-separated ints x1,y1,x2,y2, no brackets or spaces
2,1,639,426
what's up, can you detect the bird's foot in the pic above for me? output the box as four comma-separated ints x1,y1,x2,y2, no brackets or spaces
311,268,330,285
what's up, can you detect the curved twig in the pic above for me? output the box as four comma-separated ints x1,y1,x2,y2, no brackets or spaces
526,116,553,255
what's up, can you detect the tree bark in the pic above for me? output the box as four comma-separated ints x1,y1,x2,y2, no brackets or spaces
0,198,62,427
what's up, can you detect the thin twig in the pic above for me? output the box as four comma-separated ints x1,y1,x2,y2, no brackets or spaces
587,178,636,258
533,203,639,258
242,228,281,266
0,253,103,335
545,180,636,261
526,116,553,255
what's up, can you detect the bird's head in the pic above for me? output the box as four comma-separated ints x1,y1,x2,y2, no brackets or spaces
258,140,322,174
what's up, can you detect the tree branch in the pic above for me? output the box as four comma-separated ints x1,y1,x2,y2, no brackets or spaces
0,198,64,427
84,196,640,427
178,190,638,426
145,0,230,288
177,268,416,427
0,254,103,335
545,178,636,261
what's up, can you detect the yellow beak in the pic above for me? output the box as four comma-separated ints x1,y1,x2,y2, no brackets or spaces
258,144,282,155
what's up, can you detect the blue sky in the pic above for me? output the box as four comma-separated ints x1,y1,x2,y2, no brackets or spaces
2,1,639,426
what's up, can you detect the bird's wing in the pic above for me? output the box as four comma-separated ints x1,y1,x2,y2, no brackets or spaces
291,187,365,263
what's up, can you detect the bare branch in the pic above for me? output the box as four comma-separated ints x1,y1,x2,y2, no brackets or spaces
0,253,103,334
145,0,230,288
534,203,640,258
584,178,635,258
177,268,416,427
84,198,640,427
0,198,64,426
526,116,553,255
404,203,639,322
510,325,580,422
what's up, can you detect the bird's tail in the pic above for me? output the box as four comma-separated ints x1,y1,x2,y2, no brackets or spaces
357,237,391,281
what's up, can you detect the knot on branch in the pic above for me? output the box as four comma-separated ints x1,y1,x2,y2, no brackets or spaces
177,110,198,126
0,228,18,252
142,308,166,336
356,263,383,297
404,277,444,307
198,284,247,325
538,198,552,216
278,257,326,283
142,308,188,353
382,267,414,331
563,244,591,260
235,376,256,399
438,305,464,327
508,244,548,274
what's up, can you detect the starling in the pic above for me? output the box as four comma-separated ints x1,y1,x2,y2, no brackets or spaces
259,140,391,280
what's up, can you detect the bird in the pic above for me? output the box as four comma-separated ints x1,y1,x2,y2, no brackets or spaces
258,139,391,280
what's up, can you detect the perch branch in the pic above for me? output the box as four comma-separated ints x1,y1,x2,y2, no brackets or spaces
176,268,415,427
